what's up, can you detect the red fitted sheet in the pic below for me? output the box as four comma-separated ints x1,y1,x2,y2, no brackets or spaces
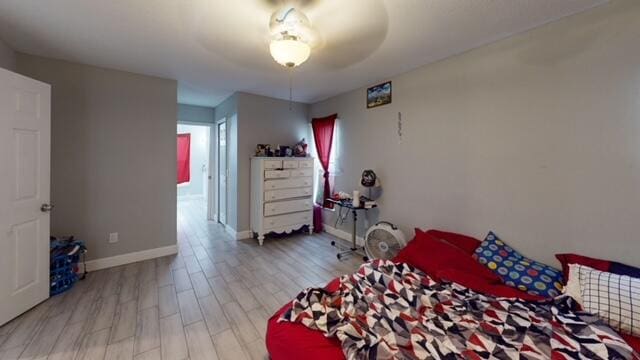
266,230,640,358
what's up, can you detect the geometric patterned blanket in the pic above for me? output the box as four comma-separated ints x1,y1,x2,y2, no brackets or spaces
279,260,639,360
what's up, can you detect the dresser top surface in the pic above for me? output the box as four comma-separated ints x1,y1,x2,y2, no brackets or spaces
251,156,314,160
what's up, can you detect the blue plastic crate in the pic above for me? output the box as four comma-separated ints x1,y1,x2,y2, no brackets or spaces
50,237,86,296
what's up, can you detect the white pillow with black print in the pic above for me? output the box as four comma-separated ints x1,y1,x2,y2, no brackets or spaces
568,263,640,337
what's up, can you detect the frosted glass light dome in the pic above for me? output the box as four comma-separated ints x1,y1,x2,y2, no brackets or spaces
269,37,311,68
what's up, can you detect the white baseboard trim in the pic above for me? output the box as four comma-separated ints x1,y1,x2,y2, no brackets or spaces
224,225,253,240
85,245,178,272
323,224,365,247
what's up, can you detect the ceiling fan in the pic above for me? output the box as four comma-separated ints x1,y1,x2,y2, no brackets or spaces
188,0,388,72
268,6,317,68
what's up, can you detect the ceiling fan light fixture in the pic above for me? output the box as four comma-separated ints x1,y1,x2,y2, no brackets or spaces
269,36,311,68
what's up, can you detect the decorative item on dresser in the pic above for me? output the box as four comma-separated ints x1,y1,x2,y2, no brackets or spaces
250,157,315,245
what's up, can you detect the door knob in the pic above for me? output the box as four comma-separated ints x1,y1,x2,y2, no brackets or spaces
41,203,54,212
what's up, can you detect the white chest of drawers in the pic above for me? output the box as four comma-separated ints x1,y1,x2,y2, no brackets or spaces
250,157,315,245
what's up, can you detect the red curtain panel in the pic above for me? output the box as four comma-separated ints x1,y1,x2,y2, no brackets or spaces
312,113,337,209
177,133,191,184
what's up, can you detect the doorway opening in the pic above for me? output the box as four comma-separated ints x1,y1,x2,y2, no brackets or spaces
177,123,212,222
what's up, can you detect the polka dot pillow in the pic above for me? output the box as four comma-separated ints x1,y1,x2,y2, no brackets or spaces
473,231,563,298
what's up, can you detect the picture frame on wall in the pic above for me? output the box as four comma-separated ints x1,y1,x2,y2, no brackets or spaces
367,81,392,109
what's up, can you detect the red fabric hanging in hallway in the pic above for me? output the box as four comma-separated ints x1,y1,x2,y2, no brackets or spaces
177,133,191,184
312,114,337,209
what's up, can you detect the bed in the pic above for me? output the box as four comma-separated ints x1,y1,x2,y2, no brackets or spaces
266,229,640,359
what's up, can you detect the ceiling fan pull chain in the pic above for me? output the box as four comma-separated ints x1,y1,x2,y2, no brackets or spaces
289,68,293,111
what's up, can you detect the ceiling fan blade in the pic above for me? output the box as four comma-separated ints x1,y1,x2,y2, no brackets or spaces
259,0,320,11
184,0,279,70
184,0,387,71
308,0,388,69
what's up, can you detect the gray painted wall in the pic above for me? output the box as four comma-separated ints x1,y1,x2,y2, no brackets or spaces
210,92,309,233
236,92,310,233
310,0,640,267
178,103,214,124
16,53,178,261
0,38,15,70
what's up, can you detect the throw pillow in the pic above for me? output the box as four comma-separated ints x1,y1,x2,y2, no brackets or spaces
564,263,584,305
610,261,640,279
555,253,611,283
473,231,563,298
570,263,640,337
555,253,640,282
424,229,481,254
394,229,501,283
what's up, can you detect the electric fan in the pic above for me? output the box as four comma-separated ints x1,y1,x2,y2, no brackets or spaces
363,222,407,260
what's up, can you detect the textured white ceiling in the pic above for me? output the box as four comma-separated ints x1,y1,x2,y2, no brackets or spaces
0,0,608,107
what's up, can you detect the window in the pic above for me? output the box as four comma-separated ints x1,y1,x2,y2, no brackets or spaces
309,119,341,207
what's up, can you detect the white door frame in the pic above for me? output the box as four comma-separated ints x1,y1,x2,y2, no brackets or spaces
216,118,227,225
176,121,215,221
207,125,216,222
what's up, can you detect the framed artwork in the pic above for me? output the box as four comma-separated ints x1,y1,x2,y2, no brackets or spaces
367,81,392,109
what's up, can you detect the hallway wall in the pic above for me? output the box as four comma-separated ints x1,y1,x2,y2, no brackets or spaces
178,103,215,124
209,92,309,235
235,92,310,234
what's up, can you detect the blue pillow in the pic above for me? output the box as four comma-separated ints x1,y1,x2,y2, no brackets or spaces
610,261,640,278
473,231,563,298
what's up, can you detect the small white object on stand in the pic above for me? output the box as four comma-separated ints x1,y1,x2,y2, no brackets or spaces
352,190,360,207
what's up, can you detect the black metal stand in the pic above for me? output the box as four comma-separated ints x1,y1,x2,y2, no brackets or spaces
327,199,374,262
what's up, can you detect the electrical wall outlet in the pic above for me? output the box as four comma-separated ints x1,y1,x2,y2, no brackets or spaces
108,232,119,244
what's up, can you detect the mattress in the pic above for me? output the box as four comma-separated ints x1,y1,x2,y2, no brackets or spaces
266,273,640,359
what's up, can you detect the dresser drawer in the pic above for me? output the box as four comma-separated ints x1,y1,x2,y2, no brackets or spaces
264,198,313,216
264,177,312,190
263,211,312,230
264,187,313,201
298,160,314,168
282,160,299,169
264,160,282,169
290,168,313,177
264,170,290,179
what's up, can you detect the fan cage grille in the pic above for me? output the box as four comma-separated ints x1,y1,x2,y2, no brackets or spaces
365,229,403,260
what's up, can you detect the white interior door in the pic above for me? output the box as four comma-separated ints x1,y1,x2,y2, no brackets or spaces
0,69,51,326
217,120,227,225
